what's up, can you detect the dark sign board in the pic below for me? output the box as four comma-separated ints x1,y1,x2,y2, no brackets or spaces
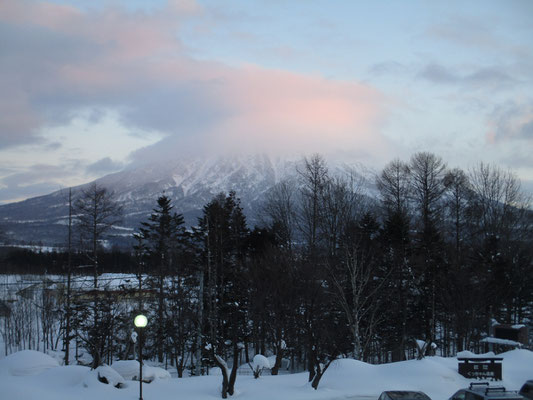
458,358,503,381
493,325,528,346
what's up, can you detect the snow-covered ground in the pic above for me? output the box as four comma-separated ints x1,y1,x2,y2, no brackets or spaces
0,349,531,400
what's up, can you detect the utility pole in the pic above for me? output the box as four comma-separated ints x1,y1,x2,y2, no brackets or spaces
64,187,73,365
195,268,204,376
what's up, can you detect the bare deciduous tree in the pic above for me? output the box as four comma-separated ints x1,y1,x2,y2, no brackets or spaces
297,154,328,254
376,159,411,217
443,168,472,259
75,183,123,290
262,179,297,253
75,182,122,368
329,212,389,360
469,162,531,239
320,176,359,257
409,152,447,348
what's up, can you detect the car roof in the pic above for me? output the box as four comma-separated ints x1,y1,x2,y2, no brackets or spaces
384,391,430,400
483,394,523,399
467,389,523,399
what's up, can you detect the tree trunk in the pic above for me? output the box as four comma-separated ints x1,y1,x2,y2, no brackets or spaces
271,347,283,375
352,321,362,359
157,269,164,363
212,354,229,399
175,354,184,378
307,343,315,382
91,344,101,369
227,345,241,396
311,359,334,390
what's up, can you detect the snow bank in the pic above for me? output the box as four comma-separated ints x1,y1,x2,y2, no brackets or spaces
0,350,59,376
144,364,171,380
111,360,139,380
36,365,90,387
499,349,533,389
0,349,531,400
456,350,494,358
83,365,126,388
112,360,171,381
319,351,532,400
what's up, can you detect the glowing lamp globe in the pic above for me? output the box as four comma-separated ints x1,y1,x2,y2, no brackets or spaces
134,314,148,328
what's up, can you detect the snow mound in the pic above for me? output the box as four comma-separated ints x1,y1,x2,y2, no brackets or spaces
112,360,140,380
499,349,533,389
111,360,170,381
144,364,171,381
36,365,90,387
320,356,468,399
83,365,126,388
320,358,376,391
0,350,59,376
252,354,271,369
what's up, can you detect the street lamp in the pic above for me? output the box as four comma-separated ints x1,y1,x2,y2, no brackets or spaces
134,314,148,400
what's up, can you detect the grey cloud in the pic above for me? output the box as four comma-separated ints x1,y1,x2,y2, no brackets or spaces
0,23,94,64
419,64,459,84
519,120,533,139
367,61,408,76
429,19,495,52
488,100,533,142
1,165,72,188
119,81,231,136
0,167,15,175
0,23,101,148
0,12,149,147
464,67,515,89
418,63,516,91
0,163,80,203
129,133,206,166
0,181,64,204
86,157,124,175
0,100,43,148
0,1,385,196
45,142,62,151
521,179,533,197
498,150,533,174
86,108,107,125
427,15,533,61
0,7,232,153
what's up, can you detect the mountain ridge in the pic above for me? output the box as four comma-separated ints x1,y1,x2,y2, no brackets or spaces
0,154,300,247
0,153,374,248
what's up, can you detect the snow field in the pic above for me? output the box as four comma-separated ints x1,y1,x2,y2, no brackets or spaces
0,349,531,400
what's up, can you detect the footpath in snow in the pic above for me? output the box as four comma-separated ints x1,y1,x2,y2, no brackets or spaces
0,349,532,400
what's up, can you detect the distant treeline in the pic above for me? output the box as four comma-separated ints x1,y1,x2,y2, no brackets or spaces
0,247,135,275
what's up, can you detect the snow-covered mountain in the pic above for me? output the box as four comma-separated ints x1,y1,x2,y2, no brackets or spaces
0,154,300,247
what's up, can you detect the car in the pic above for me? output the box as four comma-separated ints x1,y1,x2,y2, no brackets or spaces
449,382,524,400
519,380,533,400
378,391,432,400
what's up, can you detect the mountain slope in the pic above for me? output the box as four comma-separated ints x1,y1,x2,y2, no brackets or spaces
0,154,298,247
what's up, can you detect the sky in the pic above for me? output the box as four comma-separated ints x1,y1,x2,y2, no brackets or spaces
0,0,532,204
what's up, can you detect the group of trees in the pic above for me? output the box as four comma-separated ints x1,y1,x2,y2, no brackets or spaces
1,152,532,398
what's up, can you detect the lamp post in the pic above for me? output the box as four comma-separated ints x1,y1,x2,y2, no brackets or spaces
134,314,148,400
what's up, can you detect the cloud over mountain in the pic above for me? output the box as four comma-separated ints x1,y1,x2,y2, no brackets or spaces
0,0,389,159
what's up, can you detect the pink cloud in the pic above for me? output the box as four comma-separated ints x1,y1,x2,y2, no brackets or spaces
0,0,391,161
0,0,84,34
202,66,387,155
